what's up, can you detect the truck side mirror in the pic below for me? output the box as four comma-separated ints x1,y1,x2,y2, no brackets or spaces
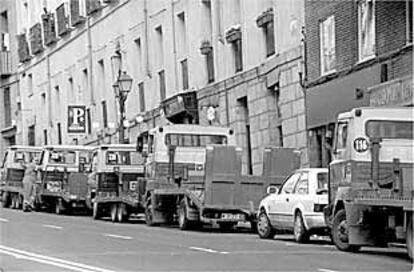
266,185,278,194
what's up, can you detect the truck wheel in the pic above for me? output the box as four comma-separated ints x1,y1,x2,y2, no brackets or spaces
92,202,100,220
55,199,65,215
178,200,190,230
145,204,157,226
407,215,413,260
332,209,360,252
294,212,309,243
110,204,118,223
257,211,275,239
1,192,10,208
117,204,127,223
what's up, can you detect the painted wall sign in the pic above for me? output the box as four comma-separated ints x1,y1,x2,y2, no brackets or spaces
67,105,86,133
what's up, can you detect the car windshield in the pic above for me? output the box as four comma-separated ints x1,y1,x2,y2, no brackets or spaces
14,151,41,163
165,134,228,147
366,120,413,139
48,151,76,164
106,151,143,165
317,172,328,190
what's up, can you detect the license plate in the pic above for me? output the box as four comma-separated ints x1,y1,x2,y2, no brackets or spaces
221,213,244,221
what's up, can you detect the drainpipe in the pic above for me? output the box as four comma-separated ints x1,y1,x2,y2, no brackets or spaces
87,16,95,105
171,0,179,92
144,0,151,78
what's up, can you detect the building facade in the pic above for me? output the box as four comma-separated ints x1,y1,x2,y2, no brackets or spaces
13,0,308,174
304,0,413,167
0,0,19,160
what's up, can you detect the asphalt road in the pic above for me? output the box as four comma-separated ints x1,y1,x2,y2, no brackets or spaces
0,208,412,272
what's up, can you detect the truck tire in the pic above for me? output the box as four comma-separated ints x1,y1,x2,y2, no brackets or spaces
92,202,101,220
55,199,65,215
407,214,413,260
257,210,275,239
294,212,309,243
178,200,190,230
332,209,360,252
117,204,128,223
145,204,157,226
1,192,10,208
110,204,118,222
218,222,236,231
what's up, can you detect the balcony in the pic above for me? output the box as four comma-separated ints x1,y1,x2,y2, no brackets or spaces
0,51,12,77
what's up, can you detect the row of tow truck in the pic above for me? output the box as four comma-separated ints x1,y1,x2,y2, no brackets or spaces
0,107,413,259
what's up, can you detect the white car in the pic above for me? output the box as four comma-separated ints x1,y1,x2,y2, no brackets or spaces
257,168,329,242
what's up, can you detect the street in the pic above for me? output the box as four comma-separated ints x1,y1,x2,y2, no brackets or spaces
0,208,411,272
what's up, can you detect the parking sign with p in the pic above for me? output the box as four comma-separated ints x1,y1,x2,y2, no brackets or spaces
68,105,86,133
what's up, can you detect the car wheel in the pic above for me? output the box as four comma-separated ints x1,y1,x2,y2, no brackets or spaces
332,209,360,252
92,202,100,220
294,212,309,243
406,214,413,260
110,204,118,222
178,200,190,230
257,210,275,239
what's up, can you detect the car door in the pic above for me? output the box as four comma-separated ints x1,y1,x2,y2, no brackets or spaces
288,172,312,230
268,172,301,229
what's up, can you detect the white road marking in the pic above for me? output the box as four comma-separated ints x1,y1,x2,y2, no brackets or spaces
42,224,63,230
0,245,115,272
318,269,339,272
0,218,9,222
189,246,229,254
103,234,133,240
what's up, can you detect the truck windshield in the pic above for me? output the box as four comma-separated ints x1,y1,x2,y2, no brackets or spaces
366,120,413,139
165,134,228,147
14,151,41,163
48,151,76,164
106,151,143,165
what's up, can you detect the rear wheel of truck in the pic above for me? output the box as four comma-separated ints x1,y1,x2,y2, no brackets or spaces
294,212,310,243
117,204,128,223
55,199,65,215
257,211,275,239
178,200,190,230
92,202,101,220
332,209,360,252
218,222,236,232
110,204,118,222
0,192,10,208
407,214,413,260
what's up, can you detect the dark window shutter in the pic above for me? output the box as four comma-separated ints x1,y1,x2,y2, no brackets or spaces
42,13,57,45
86,0,101,15
57,123,62,144
30,23,43,55
43,129,48,145
57,4,70,36
139,82,145,112
86,108,91,134
206,51,215,83
234,39,243,72
159,70,166,101
102,100,108,128
265,21,275,57
70,0,85,26
3,87,11,127
28,125,35,146
181,59,189,90
17,34,31,62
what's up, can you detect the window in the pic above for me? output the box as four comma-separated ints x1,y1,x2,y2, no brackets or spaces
407,0,413,44
158,70,166,101
233,39,243,72
54,85,60,107
135,38,143,77
57,123,62,144
206,50,215,83
3,87,11,127
165,134,228,147
43,129,48,145
28,74,33,96
82,68,88,95
41,93,46,106
264,20,275,57
366,120,413,139
358,0,375,61
86,108,91,134
294,173,309,194
138,82,145,112
177,12,187,54
320,15,336,75
280,172,301,194
101,100,108,128
106,151,143,165
49,150,76,164
98,59,105,96
68,77,74,98
28,125,35,146
155,26,164,67
317,172,328,190
278,125,283,147
181,59,189,90
335,121,348,150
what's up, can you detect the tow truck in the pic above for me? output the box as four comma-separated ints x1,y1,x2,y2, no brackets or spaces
0,146,42,209
36,145,94,214
137,124,300,231
325,107,413,259
91,144,146,222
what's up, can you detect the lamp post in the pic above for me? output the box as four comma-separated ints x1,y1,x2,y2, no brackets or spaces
111,48,133,144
